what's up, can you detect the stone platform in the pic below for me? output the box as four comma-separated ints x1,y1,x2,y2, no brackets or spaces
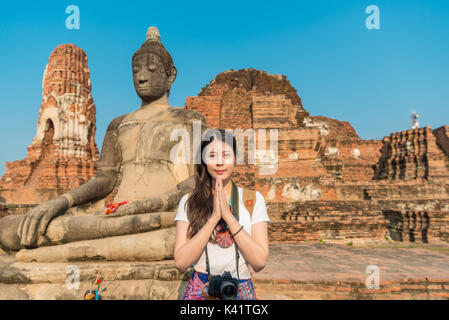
1,240,449,300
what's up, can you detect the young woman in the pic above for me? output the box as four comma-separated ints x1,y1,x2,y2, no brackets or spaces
174,129,270,300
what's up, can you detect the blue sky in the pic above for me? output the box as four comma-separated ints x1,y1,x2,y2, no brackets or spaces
0,0,448,176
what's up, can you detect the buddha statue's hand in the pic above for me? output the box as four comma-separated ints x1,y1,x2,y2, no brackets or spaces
110,197,163,217
17,197,69,248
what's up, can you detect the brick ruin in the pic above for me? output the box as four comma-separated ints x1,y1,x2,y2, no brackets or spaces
0,44,99,214
185,68,449,244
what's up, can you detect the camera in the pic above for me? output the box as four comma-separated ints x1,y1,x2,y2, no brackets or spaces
207,271,240,300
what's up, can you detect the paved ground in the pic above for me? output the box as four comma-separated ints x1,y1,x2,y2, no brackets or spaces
253,242,449,283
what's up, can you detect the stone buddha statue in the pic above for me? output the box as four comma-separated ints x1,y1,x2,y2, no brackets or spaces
0,27,206,262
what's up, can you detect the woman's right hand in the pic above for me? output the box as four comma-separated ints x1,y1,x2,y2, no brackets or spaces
211,177,222,223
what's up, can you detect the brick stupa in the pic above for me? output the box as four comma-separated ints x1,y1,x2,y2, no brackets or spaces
0,44,98,209
185,68,449,244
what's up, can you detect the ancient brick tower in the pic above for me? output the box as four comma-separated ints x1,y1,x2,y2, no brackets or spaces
0,44,99,207
185,68,449,244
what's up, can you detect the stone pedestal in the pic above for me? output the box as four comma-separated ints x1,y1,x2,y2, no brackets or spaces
0,252,190,299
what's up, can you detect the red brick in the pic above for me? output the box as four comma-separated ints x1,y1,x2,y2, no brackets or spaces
336,286,352,292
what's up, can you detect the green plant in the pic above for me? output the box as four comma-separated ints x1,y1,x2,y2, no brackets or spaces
319,238,326,243
347,241,353,246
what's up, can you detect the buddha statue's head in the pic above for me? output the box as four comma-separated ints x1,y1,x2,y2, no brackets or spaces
132,27,177,103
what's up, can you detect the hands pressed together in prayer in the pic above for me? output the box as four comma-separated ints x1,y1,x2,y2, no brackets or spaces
211,176,234,225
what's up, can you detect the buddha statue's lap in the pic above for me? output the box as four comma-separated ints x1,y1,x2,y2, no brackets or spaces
0,26,206,262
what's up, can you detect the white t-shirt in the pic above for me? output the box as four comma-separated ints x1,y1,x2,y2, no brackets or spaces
174,187,270,280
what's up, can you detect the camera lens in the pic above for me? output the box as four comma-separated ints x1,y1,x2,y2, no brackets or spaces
221,281,237,300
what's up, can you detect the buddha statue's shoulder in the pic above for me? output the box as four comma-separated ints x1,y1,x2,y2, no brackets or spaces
167,107,206,123
106,107,206,131
106,114,127,132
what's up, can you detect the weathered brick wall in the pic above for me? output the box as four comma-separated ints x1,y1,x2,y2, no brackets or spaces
336,181,449,201
268,199,449,243
375,126,449,181
267,200,388,242
433,125,449,171
0,204,37,217
384,209,449,243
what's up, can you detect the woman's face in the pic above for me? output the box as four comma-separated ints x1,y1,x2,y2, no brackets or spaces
204,140,235,181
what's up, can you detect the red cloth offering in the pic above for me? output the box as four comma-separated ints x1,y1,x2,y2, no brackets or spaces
105,201,129,215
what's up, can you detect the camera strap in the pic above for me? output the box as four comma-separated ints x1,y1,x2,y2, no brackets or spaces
205,181,240,282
